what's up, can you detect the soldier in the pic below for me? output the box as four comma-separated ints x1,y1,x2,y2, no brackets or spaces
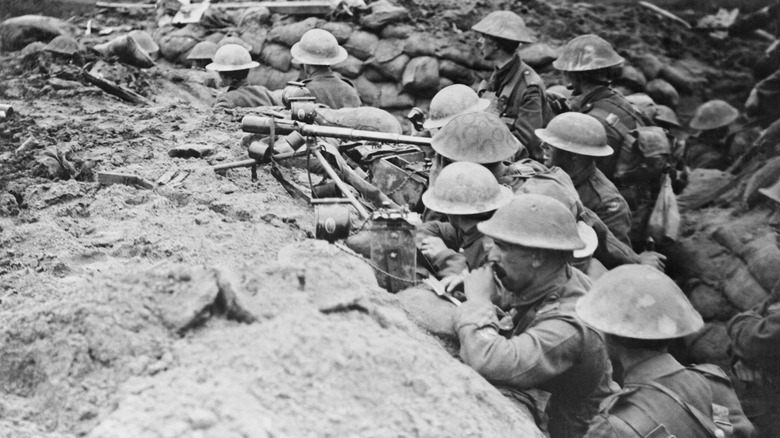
727,283,780,436
472,11,553,161
554,34,671,250
291,29,361,109
685,100,740,170
577,265,754,438
208,44,281,109
423,84,491,134
454,194,618,438
536,112,633,247
417,162,513,290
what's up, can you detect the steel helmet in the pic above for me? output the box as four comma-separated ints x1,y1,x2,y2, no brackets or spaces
422,162,513,215
759,178,780,205
187,40,219,61
128,30,159,56
218,36,253,52
654,105,681,128
291,29,348,66
625,93,655,110
206,44,260,72
690,99,739,131
576,265,704,339
573,221,598,259
44,35,83,56
516,171,580,217
535,112,613,157
423,84,490,130
431,112,522,163
646,79,679,109
478,194,585,251
471,11,534,43
553,34,625,72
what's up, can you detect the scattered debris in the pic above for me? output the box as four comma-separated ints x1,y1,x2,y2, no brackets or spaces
97,171,154,189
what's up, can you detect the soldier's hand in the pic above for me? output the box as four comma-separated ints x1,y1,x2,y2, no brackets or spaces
463,266,497,303
440,272,465,293
420,236,447,258
638,251,666,272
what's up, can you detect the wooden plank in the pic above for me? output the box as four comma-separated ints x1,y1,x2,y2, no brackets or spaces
97,172,154,190
82,68,149,104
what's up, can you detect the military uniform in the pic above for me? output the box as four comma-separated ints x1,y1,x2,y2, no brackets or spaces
455,268,618,438
584,354,754,438
684,135,735,170
480,55,553,161
416,221,492,278
727,299,780,436
571,162,632,247
302,69,361,109
214,84,281,109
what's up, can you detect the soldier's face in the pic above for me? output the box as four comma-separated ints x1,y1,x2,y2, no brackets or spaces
478,35,498,61
488,240,537,291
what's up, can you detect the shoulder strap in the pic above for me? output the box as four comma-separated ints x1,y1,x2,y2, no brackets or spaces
630,382,722,437
498,67,526,102
601,389,677,438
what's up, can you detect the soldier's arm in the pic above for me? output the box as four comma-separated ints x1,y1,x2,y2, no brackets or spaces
727,303,780,365
593,194,633,247
454,304,583,388
510,85,546,160
416,221,468,277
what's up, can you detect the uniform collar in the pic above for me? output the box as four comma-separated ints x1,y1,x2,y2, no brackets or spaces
571,85,614,111
307,68,336,80
569,161,597,187
623,353,685,384
492,54,522,88
503,267,572,309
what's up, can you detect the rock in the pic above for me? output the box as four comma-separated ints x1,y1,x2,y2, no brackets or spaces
332,54,363,79
267,17,321,47
404,32,439,57
318,22,353,44
615,65,647,93
645,78,679,109
684,322,731,367
261,43,293,72
632,53,665,80
687,281,736,321
380,23,414,39
343,30,379,61
402,56,439,97
0,15,74,52
0,193,19,216
439,59,474,84
659,64,697,94
359,0,409,30
517,43,558,69
248,65,299,91
743,156,780,207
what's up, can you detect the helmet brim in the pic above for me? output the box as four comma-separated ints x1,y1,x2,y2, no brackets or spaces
573,221,598,259
290,44,348,66
422,98,491,130
477,220,586,251
206,60,260,72
552,57,625,72
422,185,513,215
535,128,613,157
689,115,738,131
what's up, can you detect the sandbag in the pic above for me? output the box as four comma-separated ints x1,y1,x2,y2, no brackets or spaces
435,43,482,69
353,74,380,106
318,22,353,44
94,34,155,68
517,43,558,69
403,32,438,57
359,0,409,30
374,38,404,63
380,24,414,39
267,17,321,47
615,65,647,92
722,260,769,311
402,56,439,97
239,26,267,57
343,30,379,61
676,168,735,211
158,27,202,64
363,65,390,82
0,15,74,52
317,106,403,134
332,55,364,79
438,59,474,85
646,78,679,109
687,281,737,321
248,65,299,91
261,43,293,72
632,53,665,80
377,82,414,109
237,6,271,27
743,156,780,206
659,64,696,94
713,226,780,293
647,174,680,244
200,7,240,29
684,322,730,367
373,53,410,82
396,287,458,339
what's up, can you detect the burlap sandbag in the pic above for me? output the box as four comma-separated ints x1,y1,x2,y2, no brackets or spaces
353,74,380,106
660,64,697,94
517,43,559,69
381,24,413,39
359,0,409,30
366,53,409,82
239,25,267,57
267,17,321,47
318,22,353,44
439,59,474,84
687,281,737,321
157,25,203,64
402,56,439,97
261,43,293,72
248,65,299,91
743,156,780,206
403,32,439,57
646,78,679,109
0,14,74,52
684,322,730,367
377,82,413,109
332,55,364,79
317,106,403,134
343,30,379,61
632,53,665,81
